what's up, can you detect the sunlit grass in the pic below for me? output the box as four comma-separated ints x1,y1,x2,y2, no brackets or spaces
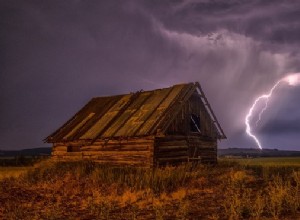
0,158,300,219
221,157,300,166
0,166,32,180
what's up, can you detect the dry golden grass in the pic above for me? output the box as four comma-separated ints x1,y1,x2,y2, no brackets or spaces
0,159,299,219
0,167,32,180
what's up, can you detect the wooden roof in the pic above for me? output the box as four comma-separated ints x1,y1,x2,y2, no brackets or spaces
45,82,226,143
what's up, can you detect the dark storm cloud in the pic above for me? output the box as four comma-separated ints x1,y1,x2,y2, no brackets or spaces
0,0,300,149
138,0,300,46
261,118,300,135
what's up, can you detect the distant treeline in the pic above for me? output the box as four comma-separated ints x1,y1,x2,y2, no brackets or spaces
0,147,51,166
0,147,51,157
0,155,49,166
218,148,300,158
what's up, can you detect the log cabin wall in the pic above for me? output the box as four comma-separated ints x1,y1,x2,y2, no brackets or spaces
154,136,188,166
51,137,155,167
163,91,218,164
154,136,217,165
187,136,217,164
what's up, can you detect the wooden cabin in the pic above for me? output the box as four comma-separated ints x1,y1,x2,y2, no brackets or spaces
45,82,226,167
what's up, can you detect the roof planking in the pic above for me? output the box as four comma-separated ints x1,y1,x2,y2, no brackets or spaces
45,82,225,143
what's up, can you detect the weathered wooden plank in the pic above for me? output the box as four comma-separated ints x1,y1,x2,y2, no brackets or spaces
53,143,65,147
103,141,153,145
83,156,149,161
87,154,149,159
189,144,216,148
156,136,187,141
65,152,83,156
52,151,82,157
188,139,215,143
187,139,217,143
188,139,216,143
158,141,187,146
54,140,88,145
59,156,84,160
136,85,184,136
157,156,188,162
93,160,150,166
63,112,95,140
158,145,188,151
80,94,133,139
103,92,154,137
93,139,154,145
53,146,67,151
52,151,67,156
157,160,188,166
156,151,188,158
81,145,150,151
82,151,149,156
158,149,187,154
188,142,216,146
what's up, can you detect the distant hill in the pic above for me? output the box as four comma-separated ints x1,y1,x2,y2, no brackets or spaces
218,148,300,157
0,147,51,157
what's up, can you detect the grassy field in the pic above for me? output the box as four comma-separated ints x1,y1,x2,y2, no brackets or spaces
222,157,300,166
0,167,32,180
0,158,300,219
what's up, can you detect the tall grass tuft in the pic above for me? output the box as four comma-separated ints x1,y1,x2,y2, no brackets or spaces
20,161,205,194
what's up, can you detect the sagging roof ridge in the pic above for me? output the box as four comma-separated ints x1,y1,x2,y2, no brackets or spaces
90,83,191,99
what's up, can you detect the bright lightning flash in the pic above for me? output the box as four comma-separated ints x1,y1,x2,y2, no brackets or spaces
284,74,300,86
245,72,300,149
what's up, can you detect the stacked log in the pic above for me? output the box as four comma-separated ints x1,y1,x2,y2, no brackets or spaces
51,138,154,167
155,137,188,166
187,136,217,164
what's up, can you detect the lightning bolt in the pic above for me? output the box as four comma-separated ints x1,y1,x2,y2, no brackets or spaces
255,98,270,126
245,80,282,149
245,72,300,149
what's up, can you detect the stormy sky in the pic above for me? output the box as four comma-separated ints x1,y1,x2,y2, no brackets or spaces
1,0,300,150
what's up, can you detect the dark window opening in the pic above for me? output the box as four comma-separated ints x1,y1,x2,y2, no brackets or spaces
190,114,201,133
67,146,81,152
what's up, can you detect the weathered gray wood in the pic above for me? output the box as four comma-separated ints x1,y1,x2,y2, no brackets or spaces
81,145,150,151
52,151,68,156
158,140,187,146
81,151,149,156
157,156,188,162
93,160,150,166
53,146,67,151
156,151,188,158
158,145,188,151
93,138,154,145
